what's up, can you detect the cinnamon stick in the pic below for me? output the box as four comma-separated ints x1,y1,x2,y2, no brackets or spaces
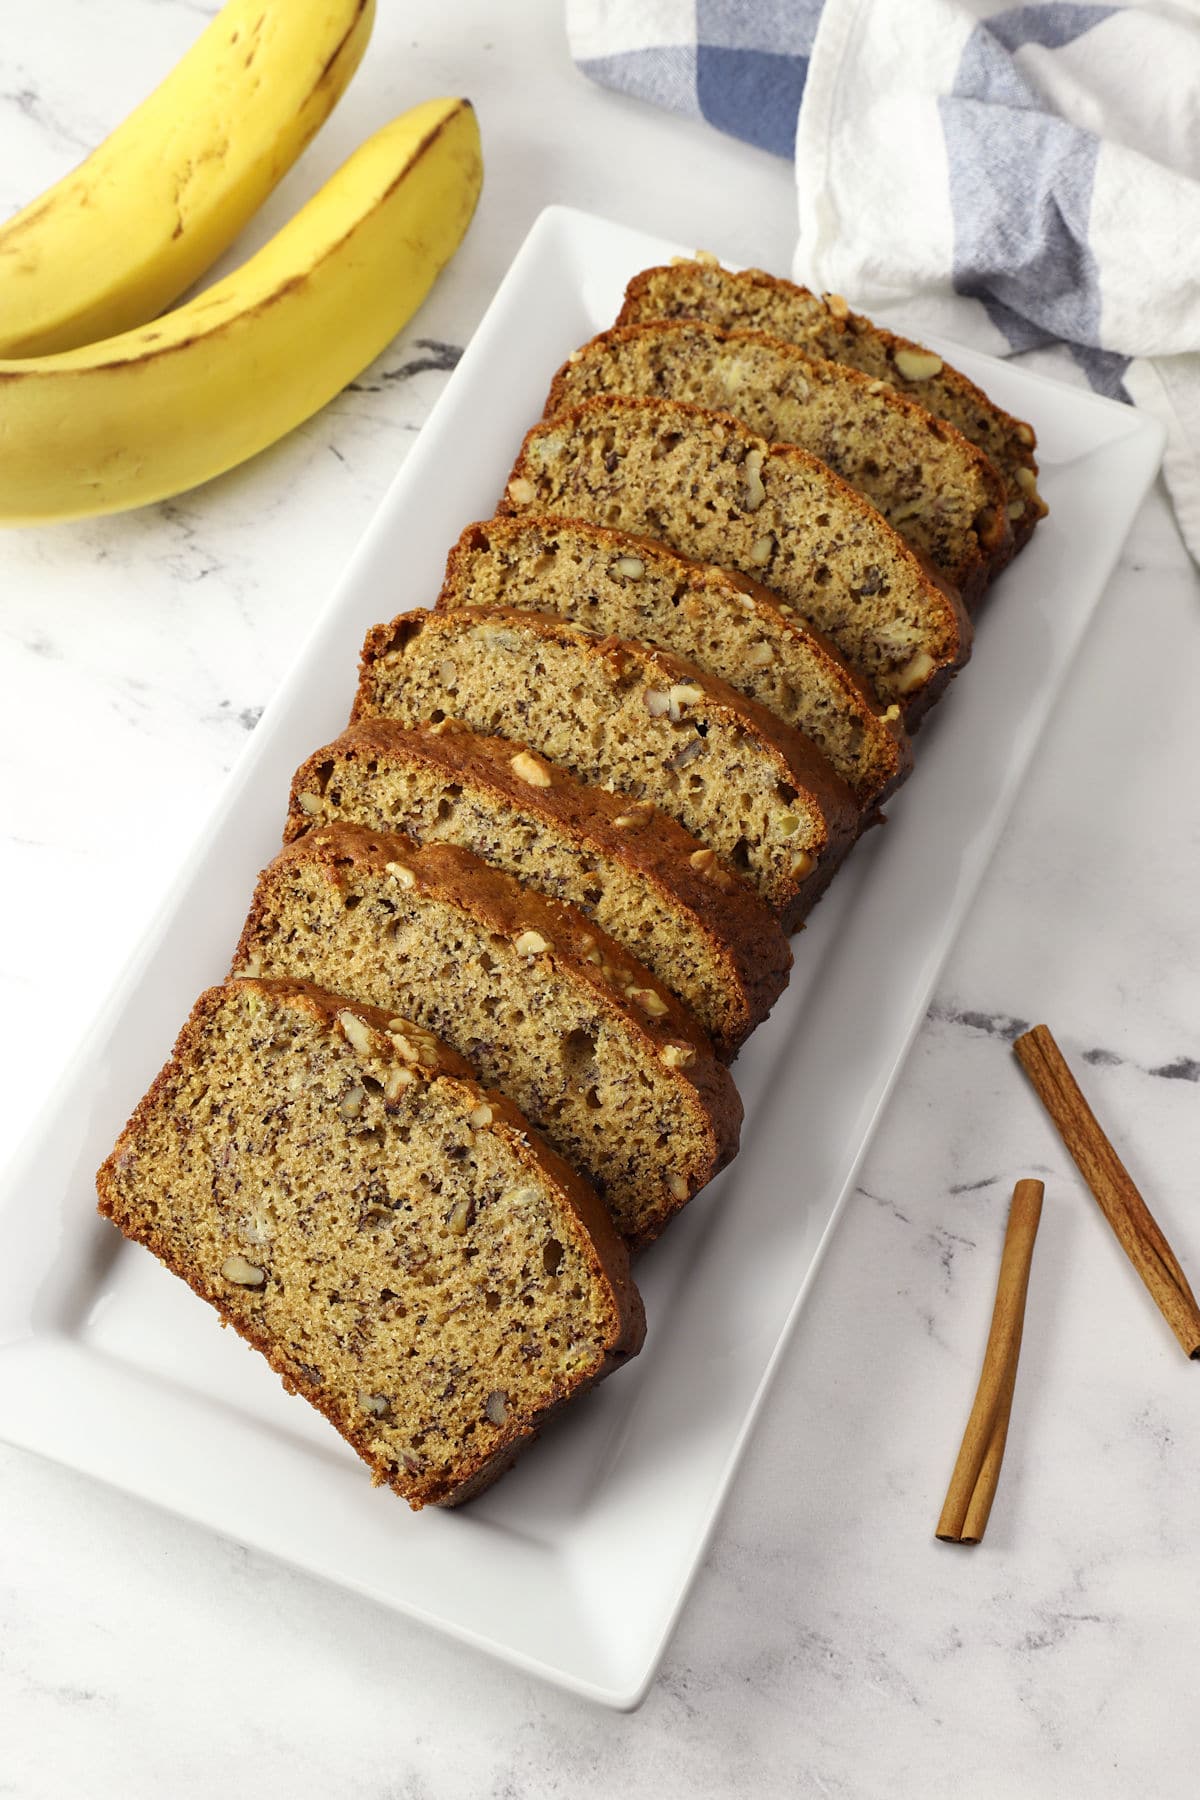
936,1178,1043,1545
1014,1023,1200,1359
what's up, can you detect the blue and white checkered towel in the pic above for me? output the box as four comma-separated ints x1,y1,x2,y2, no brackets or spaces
568,1,1200,562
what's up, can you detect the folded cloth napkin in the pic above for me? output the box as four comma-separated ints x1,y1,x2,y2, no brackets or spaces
568,0,1200,563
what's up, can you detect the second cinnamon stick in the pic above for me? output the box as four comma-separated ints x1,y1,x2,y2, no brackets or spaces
1014,1023,1200,1359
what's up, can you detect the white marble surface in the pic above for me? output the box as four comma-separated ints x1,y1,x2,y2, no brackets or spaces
2,3,1199,1793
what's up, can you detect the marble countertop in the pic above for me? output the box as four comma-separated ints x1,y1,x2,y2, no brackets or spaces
2,3,1199,1794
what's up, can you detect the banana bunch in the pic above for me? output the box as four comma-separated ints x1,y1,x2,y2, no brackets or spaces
0,1,483,524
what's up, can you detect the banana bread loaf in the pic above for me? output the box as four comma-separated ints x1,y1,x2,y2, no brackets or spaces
501,396,972,722
285,720,792,1060
437,515,912,811
96,978,645,1509
231,825,743,1245
617,260,1045,559
546,322,1009,600
353,606,859,929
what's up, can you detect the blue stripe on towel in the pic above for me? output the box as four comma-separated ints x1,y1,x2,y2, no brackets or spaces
985,4,1119,53
942,4,1125,368
574,43,701,122
693,0,821,154
941,100,1105,344
696,46,809,156
577,2,820,158
1069,343,1132,400
696,0,824,55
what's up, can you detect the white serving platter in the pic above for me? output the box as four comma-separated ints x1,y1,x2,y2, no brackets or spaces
0,205,1164,1709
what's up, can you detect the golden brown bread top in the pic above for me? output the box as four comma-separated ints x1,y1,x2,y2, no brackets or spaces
545,319,1011,601
97,977,645,1506
249,820,718,1061
233,826,745,1245
284,718,794,1060
98,979,645,1317
354,604,860,928
617,260,1044,558
356,605,857,841
438,514,912,811
499,394,972,724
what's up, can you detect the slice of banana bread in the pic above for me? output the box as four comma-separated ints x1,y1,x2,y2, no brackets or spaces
285,720,792,1060
231,825,743,1246
501,397,971,722
546,322,1009,600
618,260,1045,558
437,516,912,811
353,606,859,929
96,978,645,1510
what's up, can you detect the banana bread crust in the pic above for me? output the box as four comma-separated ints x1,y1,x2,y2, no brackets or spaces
97,978,645,1508
438,515,913,811
353,605,859,929
499,395,972,725
545,320,1010,601
617,260,1045,560
231,824,744,1245
284,719,793,1059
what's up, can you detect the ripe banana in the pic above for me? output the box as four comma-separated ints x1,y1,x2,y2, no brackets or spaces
0,98,483,526
0,0,375,357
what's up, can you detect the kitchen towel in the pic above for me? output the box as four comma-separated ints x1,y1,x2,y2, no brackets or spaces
567,1,1200,563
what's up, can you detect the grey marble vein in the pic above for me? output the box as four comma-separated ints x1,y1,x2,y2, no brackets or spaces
348,339,465,394
926,998,1030,1040
1149,1056,1200,1083
0,82,93,155
928,997,1200,1087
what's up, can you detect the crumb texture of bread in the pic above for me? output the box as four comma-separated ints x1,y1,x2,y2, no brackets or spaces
546,322,1009,597
438,515,912,810
353,605,859,927
617,261,1044,555
500,396,971,721
232,827,743,1244
286,719,792,1059
96,980,644,1509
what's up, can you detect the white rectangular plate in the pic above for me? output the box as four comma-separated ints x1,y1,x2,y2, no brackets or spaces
0,206,1163,1709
